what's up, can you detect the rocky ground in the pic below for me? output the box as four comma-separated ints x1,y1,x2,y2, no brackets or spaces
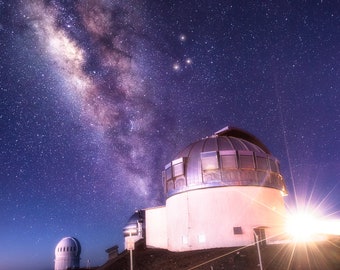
92,237,340,270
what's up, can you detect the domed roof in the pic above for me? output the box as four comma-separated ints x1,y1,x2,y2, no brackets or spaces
123,210,145,236
55,237,81,257
177,126,270,157
163,126,287,198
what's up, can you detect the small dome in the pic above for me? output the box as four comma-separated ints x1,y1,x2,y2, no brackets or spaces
163,126,287,197
123,210,145,236
55,237,81,257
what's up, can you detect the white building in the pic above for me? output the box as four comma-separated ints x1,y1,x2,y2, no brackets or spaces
55,237,81,270
124,126,288,251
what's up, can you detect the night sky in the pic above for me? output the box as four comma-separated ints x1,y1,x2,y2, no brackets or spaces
0,1,339,269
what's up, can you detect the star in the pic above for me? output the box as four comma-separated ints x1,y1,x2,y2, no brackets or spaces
185,58,192,65
173,62,181,71
179,34,186,42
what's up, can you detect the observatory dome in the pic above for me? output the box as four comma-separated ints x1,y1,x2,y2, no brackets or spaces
123,210,145,237
163,126,287,198
55,237,81,257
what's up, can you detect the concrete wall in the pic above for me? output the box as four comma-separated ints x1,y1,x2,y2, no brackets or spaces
165,186,286,251
145,206,167,249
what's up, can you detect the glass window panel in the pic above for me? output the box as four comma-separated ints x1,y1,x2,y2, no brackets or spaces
238,170,256,184
257,171,270,185
162,171,166,185
239,154,254,169
221,154,237,169
173,162,184,177
165,163,172,180
167,180,174,192
172,157,183,165
256,156,268,170
203,171,221,183
221,171,240,184
269,159,278,173
271,174,279,188
175,178,185,189
201,151,219,170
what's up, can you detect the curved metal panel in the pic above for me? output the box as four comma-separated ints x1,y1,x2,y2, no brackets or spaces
163,127,288,198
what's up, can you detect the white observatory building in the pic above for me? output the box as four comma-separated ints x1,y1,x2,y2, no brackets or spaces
124,126,288,251
55,237,81,270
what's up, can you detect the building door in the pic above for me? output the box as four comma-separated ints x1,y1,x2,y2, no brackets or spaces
254,227,266,246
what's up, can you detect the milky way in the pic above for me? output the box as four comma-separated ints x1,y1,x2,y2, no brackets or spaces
23,0,166,204
1,1,339,269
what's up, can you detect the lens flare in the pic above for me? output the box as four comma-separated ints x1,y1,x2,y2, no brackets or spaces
286,211,319,242
285,210,340,242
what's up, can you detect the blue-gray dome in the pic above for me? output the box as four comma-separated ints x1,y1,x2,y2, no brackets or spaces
163,126,287,198
123,210,145,237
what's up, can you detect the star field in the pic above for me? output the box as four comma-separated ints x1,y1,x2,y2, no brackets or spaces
0,1,339,269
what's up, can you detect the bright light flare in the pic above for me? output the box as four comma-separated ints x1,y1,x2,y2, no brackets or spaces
285,211,340,242
286,212,318,242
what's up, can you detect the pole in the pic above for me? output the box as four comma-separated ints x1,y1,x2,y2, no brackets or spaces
130,248,133,270
129,231,134,270
254,231,263,270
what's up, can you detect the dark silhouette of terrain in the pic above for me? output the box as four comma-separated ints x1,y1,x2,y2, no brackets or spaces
84,237,340,270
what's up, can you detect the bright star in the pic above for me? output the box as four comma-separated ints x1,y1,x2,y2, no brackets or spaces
179,34,186,42
173,62,180,71
185,58,192,65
